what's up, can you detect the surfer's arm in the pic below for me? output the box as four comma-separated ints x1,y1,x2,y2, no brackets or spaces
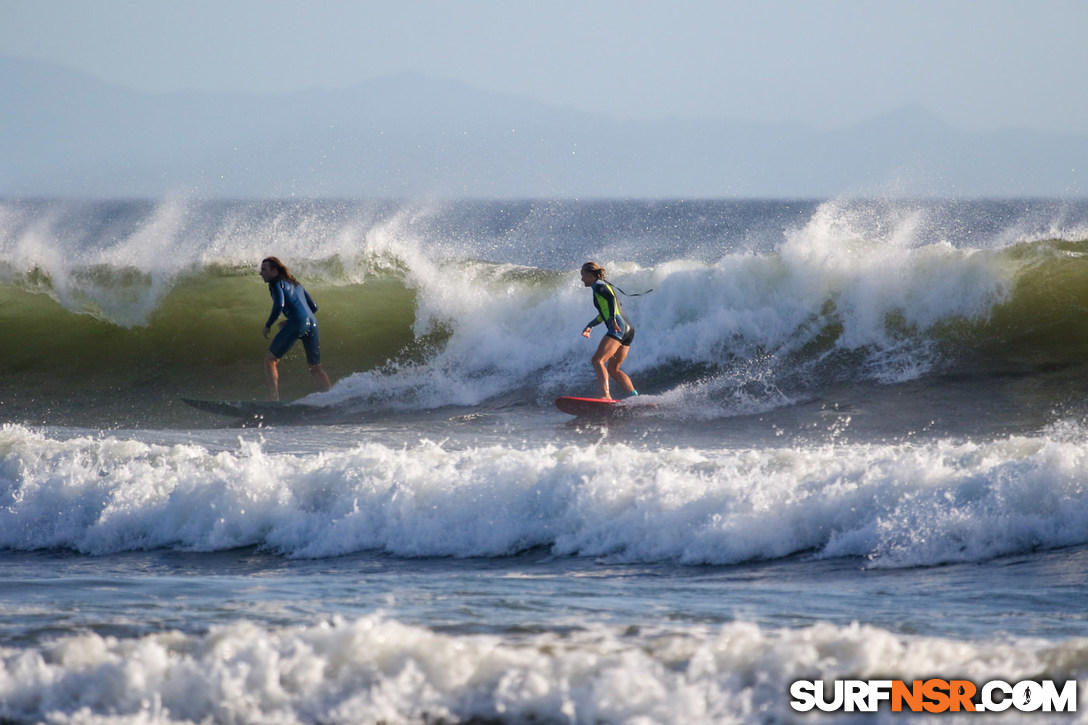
264,282,285,331
304,288,318,314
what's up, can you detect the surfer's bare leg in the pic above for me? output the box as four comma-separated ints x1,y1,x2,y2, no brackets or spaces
264,352,281,401
592,336,623,399
309,364,331,392
606,345,635,396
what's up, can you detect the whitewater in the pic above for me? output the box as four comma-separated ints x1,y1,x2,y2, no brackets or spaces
2,197,1088,724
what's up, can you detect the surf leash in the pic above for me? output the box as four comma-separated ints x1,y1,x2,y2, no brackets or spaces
611,283,654,297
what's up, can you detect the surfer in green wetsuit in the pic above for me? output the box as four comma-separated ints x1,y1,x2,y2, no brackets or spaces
259,256,332,401
580,261,638,400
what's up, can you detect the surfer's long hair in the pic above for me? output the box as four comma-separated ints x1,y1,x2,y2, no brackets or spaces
581,261,606,280
262,256,301,286
581,261,654,298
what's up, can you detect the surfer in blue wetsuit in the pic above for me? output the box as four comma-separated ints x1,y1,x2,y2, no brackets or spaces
580,261,638,400
259,256,332,401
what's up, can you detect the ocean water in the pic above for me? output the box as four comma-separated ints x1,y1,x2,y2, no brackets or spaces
2,197,1088,723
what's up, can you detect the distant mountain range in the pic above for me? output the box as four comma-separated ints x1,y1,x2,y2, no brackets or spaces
2,56,1085,199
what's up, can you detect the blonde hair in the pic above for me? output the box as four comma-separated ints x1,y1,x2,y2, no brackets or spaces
581,261,605,280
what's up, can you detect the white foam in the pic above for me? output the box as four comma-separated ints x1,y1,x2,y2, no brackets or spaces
3,423,1088,567
1,614,1083,724
324,219,1018,409
324,193,1036,412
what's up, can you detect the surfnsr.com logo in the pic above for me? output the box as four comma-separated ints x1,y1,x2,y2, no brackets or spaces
790,679,1078,714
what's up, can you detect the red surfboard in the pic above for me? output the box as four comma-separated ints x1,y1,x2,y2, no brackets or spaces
555,396,623,416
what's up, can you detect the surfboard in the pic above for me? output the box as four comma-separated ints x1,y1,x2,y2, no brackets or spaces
180,398,325,423
555,396,623,417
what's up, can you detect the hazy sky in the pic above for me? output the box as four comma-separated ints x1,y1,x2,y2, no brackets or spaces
3,0,1087,135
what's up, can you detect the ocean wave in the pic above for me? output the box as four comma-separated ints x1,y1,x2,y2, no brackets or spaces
1,613,1084,725
4,198,1088,424
3,422,1087,567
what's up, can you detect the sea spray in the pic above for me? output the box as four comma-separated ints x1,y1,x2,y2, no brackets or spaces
3,197,1088,425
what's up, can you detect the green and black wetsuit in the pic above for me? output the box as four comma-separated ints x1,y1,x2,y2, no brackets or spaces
586,279,635,346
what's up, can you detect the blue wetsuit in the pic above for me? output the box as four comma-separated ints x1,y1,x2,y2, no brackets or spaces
586,279,634,346
266,278,321,365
